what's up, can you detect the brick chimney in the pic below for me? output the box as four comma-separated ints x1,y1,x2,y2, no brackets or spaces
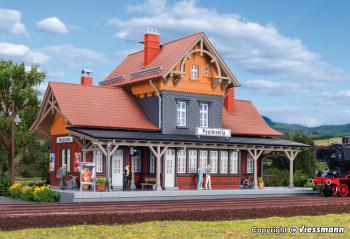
224,88,235,112
144,28,160,66
81,69,93,86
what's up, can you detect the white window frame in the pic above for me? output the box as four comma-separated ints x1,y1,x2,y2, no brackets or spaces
204,65,209,77
66,148,70,173
220,151,228,174
177,101,187,127
112,149,123,174
61,148,70,173
247,154,254,173
209,151,218,173
199,150,208,168
133,151,141,173
229,151,238,174
93,150,103,173
200,103,209,128
188,150,197,173
149,151,155,174
191,64,199,79
177,149,186,173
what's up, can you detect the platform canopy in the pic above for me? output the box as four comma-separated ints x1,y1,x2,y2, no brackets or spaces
67,127,309,192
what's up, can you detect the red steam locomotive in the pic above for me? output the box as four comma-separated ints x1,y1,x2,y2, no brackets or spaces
313,136,350,197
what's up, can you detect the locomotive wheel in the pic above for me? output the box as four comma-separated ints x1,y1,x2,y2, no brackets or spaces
323,189,332,197
330,185,337,196
338,184,349,197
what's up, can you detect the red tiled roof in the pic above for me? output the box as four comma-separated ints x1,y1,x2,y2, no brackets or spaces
105,32,203,86
222,100,283,137
49,82,158,131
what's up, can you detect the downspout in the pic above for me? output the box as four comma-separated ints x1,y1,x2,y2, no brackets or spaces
149,80,162,130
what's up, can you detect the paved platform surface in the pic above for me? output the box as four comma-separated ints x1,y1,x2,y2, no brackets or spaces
56,187,319,202
0,196,33,204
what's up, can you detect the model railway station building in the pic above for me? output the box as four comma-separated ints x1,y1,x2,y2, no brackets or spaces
30,31,308,191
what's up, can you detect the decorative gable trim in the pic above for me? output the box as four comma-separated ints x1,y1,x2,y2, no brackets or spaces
163,33,240,89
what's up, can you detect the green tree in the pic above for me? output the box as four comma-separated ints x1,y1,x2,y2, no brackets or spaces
0,60,46,179
271,131,316,177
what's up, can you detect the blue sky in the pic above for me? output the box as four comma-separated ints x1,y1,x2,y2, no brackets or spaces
1,0,350,127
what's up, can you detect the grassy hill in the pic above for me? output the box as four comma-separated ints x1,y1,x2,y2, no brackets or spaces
263,116,350,138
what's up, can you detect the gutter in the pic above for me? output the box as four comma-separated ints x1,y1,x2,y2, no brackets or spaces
149,80,162,130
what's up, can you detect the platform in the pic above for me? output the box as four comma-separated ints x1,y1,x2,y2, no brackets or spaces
55,187,319,203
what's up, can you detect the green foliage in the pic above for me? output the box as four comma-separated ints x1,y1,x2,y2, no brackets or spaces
8,182,59,202
304,181,315,188
263,167,289,186
96,177,106,184
0,60,47,177
293,170,308,187
257,177,264,183
0,175,11,196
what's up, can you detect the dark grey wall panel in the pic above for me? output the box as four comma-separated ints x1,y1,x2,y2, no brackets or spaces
161,91,222,135
137,96,159,127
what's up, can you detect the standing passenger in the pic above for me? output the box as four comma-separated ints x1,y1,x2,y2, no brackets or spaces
123,164,130,191
205,164,212,190
197,164,205,189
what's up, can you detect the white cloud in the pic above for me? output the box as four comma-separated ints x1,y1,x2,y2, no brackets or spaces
244,79,304,95
0,42,49,64
0,8,28,36
127,0,167,15
48,71,65,77
108,0,348,82
45,44,109,67
318,90,350,106
36,17,68,34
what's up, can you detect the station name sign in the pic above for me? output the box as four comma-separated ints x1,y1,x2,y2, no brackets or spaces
196,127,231,137
56,136,73,144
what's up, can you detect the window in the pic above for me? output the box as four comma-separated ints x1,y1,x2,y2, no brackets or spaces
229,151,238,174
209,151,218,173
204,65,209,77
191,64,199,79
61,148,70,172
177,101,187,127
177,150,186,173
220,151,228,174
188,150,197,173
200,103,209,128
112,150,123,174
93,150,103,173
199,150,208,168
149,151,155,174
247,154,254,173
133,151,141,173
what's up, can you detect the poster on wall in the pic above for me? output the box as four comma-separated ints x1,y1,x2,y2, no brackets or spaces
74,152,81,172
49,153,55,172
80,162,96,184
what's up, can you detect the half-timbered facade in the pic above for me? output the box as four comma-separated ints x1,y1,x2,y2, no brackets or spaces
31,30,308,191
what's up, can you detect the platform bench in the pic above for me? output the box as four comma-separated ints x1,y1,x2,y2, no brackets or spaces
140,177,156,190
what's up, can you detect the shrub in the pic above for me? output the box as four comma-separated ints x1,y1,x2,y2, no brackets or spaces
8,182,24,199
294,170,308,187
304,181,315,188
263,167,289,186
9,183,59,202
0,175,11,196
32,185,59,202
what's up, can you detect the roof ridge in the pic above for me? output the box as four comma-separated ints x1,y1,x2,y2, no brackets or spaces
125,32,204,57
235,99,252,103
49,81,117,90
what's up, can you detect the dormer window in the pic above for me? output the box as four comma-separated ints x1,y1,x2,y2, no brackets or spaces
191,64,199,80
177,101,187,127
204,65,209,77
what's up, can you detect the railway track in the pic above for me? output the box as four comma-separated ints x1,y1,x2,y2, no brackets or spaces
0,195,349,230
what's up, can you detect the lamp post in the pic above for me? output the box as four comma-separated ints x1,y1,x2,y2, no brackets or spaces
9,101,21,180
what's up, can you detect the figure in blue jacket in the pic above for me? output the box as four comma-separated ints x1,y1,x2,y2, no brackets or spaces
197,165,206,189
